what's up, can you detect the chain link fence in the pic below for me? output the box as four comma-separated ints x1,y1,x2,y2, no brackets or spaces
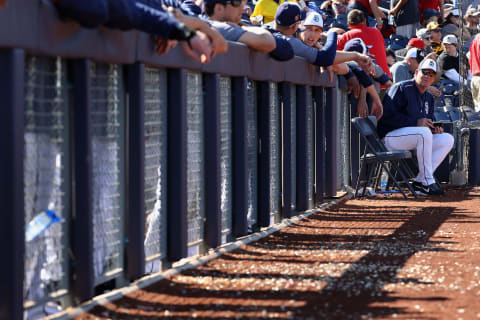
269,82,281,224
290,85,297,213
220,77,233,243
143,68,168,272
90,63,125,284
23,56,69,310
247,80,258,230
337,88,351,192
186,72,205,257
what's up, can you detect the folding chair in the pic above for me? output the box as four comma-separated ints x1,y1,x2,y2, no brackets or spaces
444,105,462,122
351,117,418,199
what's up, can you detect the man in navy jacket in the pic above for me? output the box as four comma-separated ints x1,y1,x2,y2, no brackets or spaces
378,58,454,196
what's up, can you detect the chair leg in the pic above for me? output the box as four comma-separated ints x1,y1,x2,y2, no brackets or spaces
355,159,366,198
362,161,378,197
391,160,418,198
381,161,408,199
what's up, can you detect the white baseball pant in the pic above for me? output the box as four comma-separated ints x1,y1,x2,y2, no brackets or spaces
384,127,454,185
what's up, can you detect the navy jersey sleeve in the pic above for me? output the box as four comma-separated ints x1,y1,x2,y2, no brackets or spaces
314,31,337,67
54,0,185,39
346,62,372,88
264,27,294,61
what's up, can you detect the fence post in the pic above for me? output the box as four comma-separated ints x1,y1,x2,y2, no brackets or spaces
72,59,95,302
204,74,222,248
0,49,25,320
167,69,188,261
257,81,272,227
469,128,480,185
296,85,310,211
232,77,249,236
325,86,338,197
280,82,293,218
125,63,146,280
313,86,325,205
436,122,454,183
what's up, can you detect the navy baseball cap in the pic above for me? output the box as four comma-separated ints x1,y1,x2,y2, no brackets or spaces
423,8,441,21
275,3,306,27
343,38,374,57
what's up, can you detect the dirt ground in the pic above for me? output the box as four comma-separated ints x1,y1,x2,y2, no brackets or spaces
77,186,480,320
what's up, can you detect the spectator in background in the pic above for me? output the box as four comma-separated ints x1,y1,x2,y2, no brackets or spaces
0,0,5,9
419,0,444,24
417,28,434,55
395,38,424,59
386,48,396,67
343,37,386,119
378,58,454,196
390,0,420,39
470,34,480,112
347,0,386,29
250,0,286,24
421,7,441,26
427,21,444,54
390,48,425,83
464,7,480,37
441,8,471,41
204,0,277,54
332,0,348,16
438,35,470,86
338,9,392,78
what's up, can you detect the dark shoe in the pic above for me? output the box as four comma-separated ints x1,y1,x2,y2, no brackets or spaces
412,181,445,196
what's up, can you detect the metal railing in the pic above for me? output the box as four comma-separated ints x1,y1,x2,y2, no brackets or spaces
0,1,352,319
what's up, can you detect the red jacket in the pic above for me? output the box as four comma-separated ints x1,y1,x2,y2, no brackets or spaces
470,35,480,76
337,23,392,78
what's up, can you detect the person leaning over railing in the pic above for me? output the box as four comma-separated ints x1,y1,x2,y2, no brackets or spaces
204,0,296,61
51,0,227,63
295,12,362,100
268,3,374,70
342,38,386,119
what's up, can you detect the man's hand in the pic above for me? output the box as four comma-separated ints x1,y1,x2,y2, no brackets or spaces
375,17,383,30
355,53,372,67
347,76,361,99
156,38,178,56
417,117,434,128
180,31,213,64
427,86,442,98
371,98,383,120
432,125,444,134
321,66,335,83
384,80,393,89
357,98,369,118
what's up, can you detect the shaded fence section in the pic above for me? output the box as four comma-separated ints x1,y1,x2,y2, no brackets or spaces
0,2,352,319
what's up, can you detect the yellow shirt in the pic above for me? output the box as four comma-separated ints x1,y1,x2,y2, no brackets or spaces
250,0,287,24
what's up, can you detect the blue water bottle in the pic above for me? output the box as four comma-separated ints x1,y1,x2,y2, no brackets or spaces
25,210,62,242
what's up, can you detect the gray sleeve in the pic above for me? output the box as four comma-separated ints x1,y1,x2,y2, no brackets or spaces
391,64,411,83
210,21,246,41
374,64,384,78
287,37,318,64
